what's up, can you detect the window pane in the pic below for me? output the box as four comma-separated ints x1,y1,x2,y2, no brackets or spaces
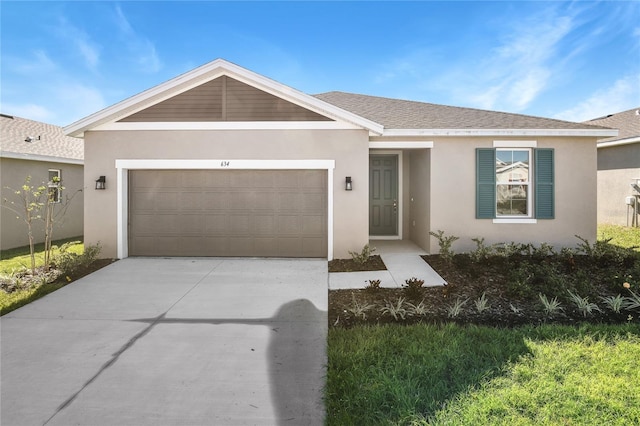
497,184,528,215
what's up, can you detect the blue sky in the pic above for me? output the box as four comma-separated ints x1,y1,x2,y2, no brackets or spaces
1,1,639,127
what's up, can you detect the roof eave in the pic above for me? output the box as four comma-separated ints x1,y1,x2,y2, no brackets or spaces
380,128,619,138
64,59,383,138
597,136,640,148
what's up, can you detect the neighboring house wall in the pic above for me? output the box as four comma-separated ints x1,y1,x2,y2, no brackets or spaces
428,137,597,253
83,129,370,259
1,158,84,251
597,143,640,225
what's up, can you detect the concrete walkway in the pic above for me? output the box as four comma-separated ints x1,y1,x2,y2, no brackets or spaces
1,258,327,426
329,240,447,289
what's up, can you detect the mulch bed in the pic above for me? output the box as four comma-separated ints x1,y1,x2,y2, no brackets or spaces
328,255,386,272
329,254,637,328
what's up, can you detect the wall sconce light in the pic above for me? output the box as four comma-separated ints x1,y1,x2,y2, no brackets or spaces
95,176,106,190
345,176,353,191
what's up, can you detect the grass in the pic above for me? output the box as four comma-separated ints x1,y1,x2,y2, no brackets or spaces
0,238,85,315
598,224,640,251
0,237,83,273
326,323,640,425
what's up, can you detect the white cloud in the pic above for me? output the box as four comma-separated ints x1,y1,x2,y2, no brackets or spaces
114,5,162,73
55,17,101,70
554,74,640,122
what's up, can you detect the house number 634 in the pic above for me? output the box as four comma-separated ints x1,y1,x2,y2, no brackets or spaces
220,161,230,167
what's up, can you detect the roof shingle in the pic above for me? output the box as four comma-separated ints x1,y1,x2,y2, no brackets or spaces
584,107,640,143
0,114,83,162
314,91,611,131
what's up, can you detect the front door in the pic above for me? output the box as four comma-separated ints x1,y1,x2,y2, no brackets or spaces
369,155,398,235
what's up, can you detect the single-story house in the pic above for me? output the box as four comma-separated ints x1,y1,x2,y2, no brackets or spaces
584,108,640,226
1,114,84,251
64,59,617,260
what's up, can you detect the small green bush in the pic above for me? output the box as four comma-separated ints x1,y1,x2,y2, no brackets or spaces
53,242,101,277
429,230,459,263
348,244,376,265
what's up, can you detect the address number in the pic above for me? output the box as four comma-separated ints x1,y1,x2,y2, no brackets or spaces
220,161,230,167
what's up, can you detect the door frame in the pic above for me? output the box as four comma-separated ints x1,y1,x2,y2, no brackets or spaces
115,159,335,260
368,150,403,240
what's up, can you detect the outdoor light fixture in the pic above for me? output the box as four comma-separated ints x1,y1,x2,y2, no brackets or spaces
95,176,106,190
345,176,353,191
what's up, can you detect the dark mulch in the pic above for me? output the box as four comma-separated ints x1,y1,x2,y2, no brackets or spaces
329,253,639,328
328,255,386,272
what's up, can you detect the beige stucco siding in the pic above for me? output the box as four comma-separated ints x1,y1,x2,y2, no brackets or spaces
83,129,370,259
428,137,598,253
597,144,640,225
408,149,431,251
0,158,84,251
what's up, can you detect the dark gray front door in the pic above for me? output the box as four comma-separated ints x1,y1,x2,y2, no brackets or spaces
369,155,398,235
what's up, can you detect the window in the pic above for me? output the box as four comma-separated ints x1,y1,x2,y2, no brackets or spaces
476,148,554,220
496,149,530,217
48,169,61,203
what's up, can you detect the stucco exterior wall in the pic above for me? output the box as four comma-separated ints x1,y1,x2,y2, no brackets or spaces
597,143,640,225
83,129,370,259
428,137,598,253
0,158,84,251
408,149,431,252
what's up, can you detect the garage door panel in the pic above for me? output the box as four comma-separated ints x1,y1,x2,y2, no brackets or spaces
129,170,327,257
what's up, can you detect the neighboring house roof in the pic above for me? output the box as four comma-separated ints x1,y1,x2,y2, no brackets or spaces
0,114,83,164
584,107,640,148
314,91,616,137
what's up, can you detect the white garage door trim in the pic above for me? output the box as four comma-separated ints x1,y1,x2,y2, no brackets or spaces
115,159,336,260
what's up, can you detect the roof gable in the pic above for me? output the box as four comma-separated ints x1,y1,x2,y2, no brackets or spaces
119,75,331,123
65,59,383,137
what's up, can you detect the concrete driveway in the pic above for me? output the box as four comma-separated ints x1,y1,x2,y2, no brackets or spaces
1,258,328,426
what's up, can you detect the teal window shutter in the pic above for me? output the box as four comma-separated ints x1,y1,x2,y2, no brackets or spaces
535,148,554,219
476,148,496,219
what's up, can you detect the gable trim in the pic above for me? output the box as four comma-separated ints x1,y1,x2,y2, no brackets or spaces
65,59,383,137
0,151,83,165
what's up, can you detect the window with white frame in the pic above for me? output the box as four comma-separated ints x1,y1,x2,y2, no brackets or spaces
495,149,531,217
48,169,61,203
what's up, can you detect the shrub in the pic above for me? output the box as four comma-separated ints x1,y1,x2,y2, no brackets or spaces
567,290,601,317
601,294,625,314
403,277,425,300
381,297,408,321
53,242,101,277
539,293,563,317
364,279,381,292
474,292,490,313
470,237,495,263
429,230,459,263
348,244,376,265
446,297,468,318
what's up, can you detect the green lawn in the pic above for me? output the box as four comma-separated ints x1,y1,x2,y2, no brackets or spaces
598,224,640,251
0,238,84,315
326,323,640,425
0,237,83,273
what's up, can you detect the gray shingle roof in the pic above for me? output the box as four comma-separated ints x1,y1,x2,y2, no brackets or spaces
314,91,610,131
0,114,83,162
584,107,640,143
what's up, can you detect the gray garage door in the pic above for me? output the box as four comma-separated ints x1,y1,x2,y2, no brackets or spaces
128,169,327,257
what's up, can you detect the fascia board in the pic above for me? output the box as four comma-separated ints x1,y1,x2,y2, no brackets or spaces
0,151,83,165
65,59,383,137
597,136,640,148
382,128,620,138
